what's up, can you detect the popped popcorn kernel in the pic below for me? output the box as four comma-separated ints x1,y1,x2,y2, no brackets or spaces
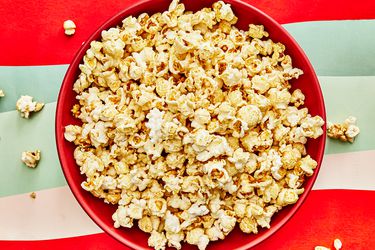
63,20,76,36
334,238,342,250
21,150,41,168
16,95,44,118
327,116,360,143
148,231,167,250
315,246,330,250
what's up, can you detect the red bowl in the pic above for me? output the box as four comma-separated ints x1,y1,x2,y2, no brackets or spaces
56,0,326,249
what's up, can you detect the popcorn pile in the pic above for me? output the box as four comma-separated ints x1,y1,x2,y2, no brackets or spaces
64,1,324,249
327,116,360,143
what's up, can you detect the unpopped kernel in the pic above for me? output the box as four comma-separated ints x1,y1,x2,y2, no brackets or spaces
64,1,324,249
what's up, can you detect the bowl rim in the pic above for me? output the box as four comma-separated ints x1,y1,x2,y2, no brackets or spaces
55,0,326,249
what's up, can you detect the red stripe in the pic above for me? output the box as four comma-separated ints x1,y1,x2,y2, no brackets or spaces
1,0,375,66
1,190,374,249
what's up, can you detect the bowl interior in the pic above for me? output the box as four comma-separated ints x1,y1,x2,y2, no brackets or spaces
55,0,326,249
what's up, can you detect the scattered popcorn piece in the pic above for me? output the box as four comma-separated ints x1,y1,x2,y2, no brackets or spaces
315,246,330,250
30,192,36,199
62,1,325,249
16,95,44,118
315,238,343,250
0,89,4,97
334,238,342,250
327,116,360,143
21,150,41,168
63,20,76,36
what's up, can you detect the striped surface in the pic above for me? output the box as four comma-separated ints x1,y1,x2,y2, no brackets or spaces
1,0,374,249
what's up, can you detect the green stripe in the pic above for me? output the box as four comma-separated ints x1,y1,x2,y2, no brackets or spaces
0,102,66,197
0,76,374,197
320,76,375,154
0,65,68,113
283,20,375,76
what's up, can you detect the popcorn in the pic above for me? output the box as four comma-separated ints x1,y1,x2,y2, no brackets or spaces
165,211,181,233
228,148,250,170
298,155,317,176
166,232,184,250
191,108,211,128
21,150,41,168
291,89,305,107
0,89,4,97
233,199,247,218
268,88,291,109
64,125,82,142
162,175,182,193
269,151,283,180
127,199,147,219
327,116,360,143
216,102,236,122
315,247,330,250
148,231,167,250
248,24,269,39
112,206,134,228
213,1,236,23
138,216,153,233
315,238,343,250
29,192,37,199
334,238,342,250
237,105,262,128
286,173,300,189
206,225,225,241
300,115,325,139
63,1,324,249
276,188,304,206
219,65,242,87
216,210,236,233
196,136,233,162
168,194,191,210
145,108,165,144
251,75,270,94
63,20,76,36
16,95,44,118
148,198,167,217
186,228,209,250
89,121,110,148
239,216,258,234
189,203,210,217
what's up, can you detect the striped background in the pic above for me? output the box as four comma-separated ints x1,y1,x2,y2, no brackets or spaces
1,0,375,249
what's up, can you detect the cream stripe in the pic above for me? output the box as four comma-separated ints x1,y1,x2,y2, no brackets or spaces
0,186,102,240
0,150,374,240
314,150,375,190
